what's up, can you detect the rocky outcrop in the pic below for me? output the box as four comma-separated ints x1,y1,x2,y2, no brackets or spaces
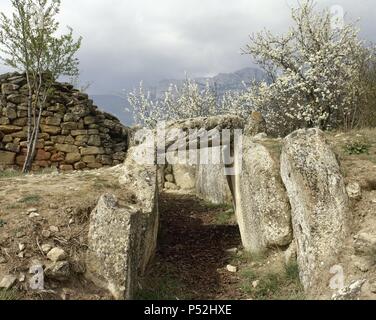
280,128,350,292
234,137,292,253
0,72,128,171
86,146,159,299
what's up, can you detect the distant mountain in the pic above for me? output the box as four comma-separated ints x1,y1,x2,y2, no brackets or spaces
154,67,267,99
91,67,267,126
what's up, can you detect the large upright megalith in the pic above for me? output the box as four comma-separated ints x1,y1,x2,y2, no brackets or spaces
280,128,350,291
86,145,159,299
234,137,292,253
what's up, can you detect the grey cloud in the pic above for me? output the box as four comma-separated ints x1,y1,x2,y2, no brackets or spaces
0,0,375,94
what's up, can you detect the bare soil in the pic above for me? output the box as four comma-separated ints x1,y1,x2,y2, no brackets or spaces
138,192,244,300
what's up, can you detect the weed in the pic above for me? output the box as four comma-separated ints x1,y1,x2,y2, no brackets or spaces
135,275,188,300
0,289,19,300
0,170,22,179
344,139,370,155
18,194,41,204
216,209,235,225
239,260,304,300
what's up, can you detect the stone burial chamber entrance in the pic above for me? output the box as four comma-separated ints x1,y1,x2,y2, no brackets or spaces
85,114,288,299
85,114,351,300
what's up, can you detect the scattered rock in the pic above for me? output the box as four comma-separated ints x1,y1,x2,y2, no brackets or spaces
252,280,260,288
346,182,362,200
332,280,366,300
18,243,25,252
27,208,38,214
49,203,59,210
41,244,52,253
29,212,40,218
45,261,70,281
0,275,17,290
49,226,59,233
226,265,238,273
19,274,25,282
41,230,51,238
47,247,67,262
225,248,238,254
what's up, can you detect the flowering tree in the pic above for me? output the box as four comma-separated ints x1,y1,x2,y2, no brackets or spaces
243,0,368,131
128,76,218,128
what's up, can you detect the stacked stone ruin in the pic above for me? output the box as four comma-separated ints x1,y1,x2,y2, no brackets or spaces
0,72,129,171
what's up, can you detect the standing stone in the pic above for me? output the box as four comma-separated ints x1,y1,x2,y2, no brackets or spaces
195,147,232,205
280,128,350,292
234,138,292,253
86,145,159,300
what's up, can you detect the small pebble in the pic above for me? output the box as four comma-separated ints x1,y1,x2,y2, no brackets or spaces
29,212,40,218
18,243,25,252
42,230,51,238
49,226,59,233
226,265,238,273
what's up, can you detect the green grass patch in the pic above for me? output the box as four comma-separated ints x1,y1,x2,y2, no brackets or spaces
216,209,235,225
135,275,189,300
5,203,22,210
202,201,233,210
240,262,305,300
344,139,371,155
18,194,41,204
0,170,22,179
0,289,19,300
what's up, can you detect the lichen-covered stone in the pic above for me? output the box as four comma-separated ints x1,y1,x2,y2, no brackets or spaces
234,138,292,253
86,145,159,300
280,128,350,292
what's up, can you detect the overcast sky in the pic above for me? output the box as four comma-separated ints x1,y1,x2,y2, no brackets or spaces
0,0,375,94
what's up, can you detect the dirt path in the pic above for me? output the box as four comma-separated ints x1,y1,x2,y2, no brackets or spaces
138,192,245,300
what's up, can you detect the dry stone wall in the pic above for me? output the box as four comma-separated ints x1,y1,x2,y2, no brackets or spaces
0,72,129,171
